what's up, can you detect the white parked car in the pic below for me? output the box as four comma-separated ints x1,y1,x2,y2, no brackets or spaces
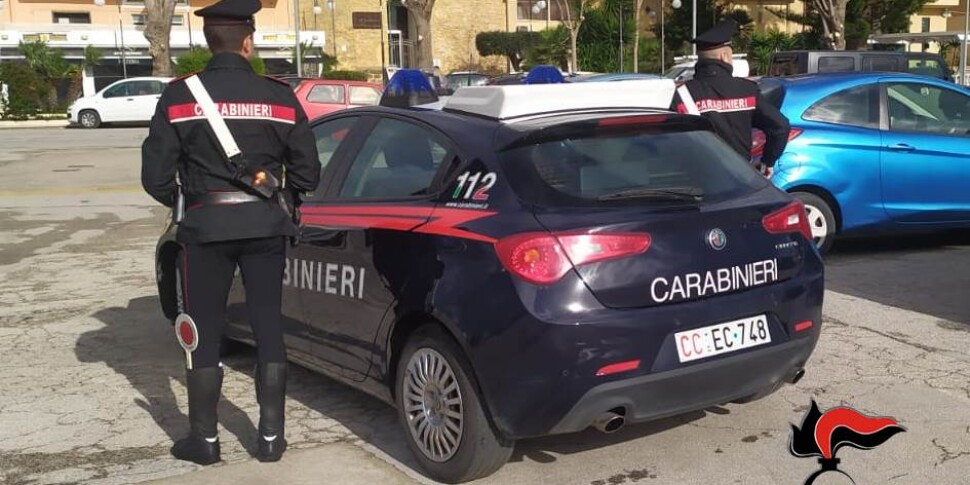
68,77,173,128
663,55,750,82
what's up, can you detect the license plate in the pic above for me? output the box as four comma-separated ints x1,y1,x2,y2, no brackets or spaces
675,314,771,363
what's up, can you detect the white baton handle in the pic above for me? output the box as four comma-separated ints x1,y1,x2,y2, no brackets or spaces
184,75,242,159
676,85,701,116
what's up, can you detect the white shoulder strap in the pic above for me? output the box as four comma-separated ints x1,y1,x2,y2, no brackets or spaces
184,75,241,159
676,84,701,116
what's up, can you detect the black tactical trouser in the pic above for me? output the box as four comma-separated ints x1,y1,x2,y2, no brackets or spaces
180,236,287,368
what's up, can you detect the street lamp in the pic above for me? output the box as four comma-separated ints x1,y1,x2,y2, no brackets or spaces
293,0,302,76
328,0,336,58
669,0,696,57
94,0,127,78
963,2,970,85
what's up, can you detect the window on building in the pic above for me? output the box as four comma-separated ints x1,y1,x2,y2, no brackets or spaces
132,14,185,26
52,12,92,24
549,0,567,21
517,0,533,21
921,17,931,33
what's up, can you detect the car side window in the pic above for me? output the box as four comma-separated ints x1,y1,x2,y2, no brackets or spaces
802,85,878,129
887,83,970,136
349,86,381,106
817,56,855,73
864,56,899,72
908,58,943,78
130,80,161,96
103,82,131,98
339,118,450,199
311,117,358,172
307,84,346,104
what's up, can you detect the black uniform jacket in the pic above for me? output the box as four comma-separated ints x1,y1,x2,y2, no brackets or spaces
142,53,320,244
672,59,790,167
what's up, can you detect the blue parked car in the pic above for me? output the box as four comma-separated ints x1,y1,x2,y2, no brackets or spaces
755,73,970,253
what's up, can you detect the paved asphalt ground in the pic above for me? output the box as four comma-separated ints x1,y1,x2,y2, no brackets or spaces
1,127,968,485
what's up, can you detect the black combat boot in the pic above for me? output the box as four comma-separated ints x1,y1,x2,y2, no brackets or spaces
255,362,288,462
171,366,223,465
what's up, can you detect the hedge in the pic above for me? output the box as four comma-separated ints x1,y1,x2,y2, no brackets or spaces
323,70,370,82
0,63,45,119
174,47,267,76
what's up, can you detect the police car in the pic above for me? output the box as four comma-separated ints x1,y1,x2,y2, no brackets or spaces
154,71,824,483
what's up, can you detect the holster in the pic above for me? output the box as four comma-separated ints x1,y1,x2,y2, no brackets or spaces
228,154,280,199
172,186,186,225
278,190,302,247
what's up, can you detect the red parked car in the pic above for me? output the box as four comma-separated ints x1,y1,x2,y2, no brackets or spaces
294,79,384,120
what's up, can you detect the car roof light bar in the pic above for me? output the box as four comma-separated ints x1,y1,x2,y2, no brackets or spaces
442,79,677,121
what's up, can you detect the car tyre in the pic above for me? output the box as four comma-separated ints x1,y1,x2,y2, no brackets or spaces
395,325,513,484
792,192,836,255
78,110,101,129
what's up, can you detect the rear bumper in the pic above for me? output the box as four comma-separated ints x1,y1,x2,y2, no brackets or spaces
461,260,824,440
548,335,816,435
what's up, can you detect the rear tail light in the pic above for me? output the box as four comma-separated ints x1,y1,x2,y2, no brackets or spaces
751,128,802,157
763,200,812,241
495,232,651,285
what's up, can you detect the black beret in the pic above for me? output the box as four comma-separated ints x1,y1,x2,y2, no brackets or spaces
195,0,261,27
692,20,738,51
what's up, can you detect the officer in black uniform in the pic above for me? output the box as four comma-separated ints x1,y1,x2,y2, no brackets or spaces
141,0,320,466
671,20,790,177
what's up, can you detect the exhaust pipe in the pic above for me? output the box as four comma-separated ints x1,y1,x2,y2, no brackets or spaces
789,368,805,384
592,411,626,433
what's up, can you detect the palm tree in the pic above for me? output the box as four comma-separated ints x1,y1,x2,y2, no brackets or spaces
68,46,104,102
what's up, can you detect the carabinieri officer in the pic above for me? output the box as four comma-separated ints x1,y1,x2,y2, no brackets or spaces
141,0,320,465
671,20,790,177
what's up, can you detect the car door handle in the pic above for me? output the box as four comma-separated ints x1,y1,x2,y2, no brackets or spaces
888,143,916,152
126,98,135,101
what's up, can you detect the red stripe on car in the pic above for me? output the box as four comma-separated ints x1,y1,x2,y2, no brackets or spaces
300,206,498,243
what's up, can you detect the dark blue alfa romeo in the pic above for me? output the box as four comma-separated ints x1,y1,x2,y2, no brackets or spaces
155,73,824,483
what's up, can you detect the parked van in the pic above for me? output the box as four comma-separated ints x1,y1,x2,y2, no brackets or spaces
768,50,952,81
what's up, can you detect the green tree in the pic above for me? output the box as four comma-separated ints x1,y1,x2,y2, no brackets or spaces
554,0,593,72
67,45,103,103
653,0,753,55
174,47,266,76
524,26,570,70
17,41,73,111
577,1,635,72
476,31,540,71
0,63,46,118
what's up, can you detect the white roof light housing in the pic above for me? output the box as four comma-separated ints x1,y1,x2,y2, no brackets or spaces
442,80,677,121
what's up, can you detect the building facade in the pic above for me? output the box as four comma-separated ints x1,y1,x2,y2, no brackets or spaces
0,0,328,92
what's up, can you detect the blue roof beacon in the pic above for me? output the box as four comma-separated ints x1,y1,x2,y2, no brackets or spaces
379,69,440,108
524,65,565,84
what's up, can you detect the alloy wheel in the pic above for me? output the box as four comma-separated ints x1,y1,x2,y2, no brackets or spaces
403,348,464,462
80,112,98,128
804,204,829,248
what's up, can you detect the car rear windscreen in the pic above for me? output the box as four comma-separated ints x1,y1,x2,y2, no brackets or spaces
500,125,769,208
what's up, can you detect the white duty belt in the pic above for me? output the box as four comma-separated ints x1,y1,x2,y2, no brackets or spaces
676,85,701,116
184,74,242,161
